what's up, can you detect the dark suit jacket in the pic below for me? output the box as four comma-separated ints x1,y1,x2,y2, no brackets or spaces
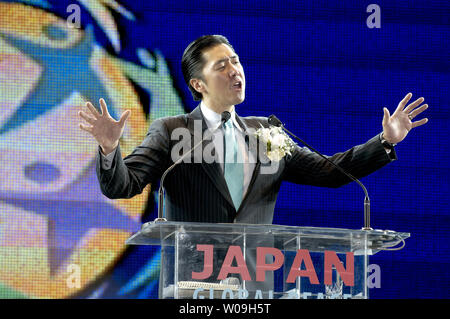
96,106,396,224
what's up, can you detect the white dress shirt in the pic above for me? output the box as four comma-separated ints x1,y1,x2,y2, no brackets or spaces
200,102,255,198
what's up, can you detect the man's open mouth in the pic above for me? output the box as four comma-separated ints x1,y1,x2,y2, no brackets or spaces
232,81,242,90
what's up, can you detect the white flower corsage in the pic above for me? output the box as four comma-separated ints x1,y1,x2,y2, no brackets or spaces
255,126,296,161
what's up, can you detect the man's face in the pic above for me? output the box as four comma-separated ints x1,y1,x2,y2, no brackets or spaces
193,43,246,111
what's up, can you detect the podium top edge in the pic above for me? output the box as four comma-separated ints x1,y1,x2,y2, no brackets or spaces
139,220,410,237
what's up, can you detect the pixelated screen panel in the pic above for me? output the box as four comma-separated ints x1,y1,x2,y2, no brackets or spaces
0,1,448,298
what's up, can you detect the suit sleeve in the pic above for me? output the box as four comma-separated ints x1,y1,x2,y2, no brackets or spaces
95,118,171,199
282,134,397,188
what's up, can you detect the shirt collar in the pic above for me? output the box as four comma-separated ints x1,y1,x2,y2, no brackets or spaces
200,101,242,132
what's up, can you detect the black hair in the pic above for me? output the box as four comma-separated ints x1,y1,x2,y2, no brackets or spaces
181,35,235,101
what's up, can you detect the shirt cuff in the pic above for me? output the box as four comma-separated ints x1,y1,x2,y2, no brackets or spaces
100,147,117,170
379,132,396,158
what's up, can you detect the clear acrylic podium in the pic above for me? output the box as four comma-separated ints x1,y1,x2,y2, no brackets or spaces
126,221,409,299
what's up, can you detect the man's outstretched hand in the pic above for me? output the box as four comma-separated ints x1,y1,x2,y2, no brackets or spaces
78,98,131,155
382,93,429,144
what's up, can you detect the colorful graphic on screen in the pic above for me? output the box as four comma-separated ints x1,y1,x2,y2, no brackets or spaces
0,0,184,298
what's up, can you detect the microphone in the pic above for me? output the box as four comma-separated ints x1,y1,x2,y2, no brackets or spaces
154,111,231,222
268,115,372,230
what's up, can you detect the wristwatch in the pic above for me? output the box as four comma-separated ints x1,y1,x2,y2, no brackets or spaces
380,132,397,149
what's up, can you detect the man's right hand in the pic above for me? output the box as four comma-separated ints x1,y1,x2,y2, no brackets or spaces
78,98,131,155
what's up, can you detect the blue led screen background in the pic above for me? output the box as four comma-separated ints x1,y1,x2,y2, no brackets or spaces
0,0,448,298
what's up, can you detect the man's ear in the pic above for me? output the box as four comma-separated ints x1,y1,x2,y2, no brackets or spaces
190,78,205,94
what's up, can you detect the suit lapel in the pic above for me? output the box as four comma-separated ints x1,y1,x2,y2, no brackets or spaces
187,106,235,209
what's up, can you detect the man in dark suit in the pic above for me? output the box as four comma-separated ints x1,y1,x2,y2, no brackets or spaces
79,34,429,224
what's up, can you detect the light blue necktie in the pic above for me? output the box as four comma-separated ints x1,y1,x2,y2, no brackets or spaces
223,119,244,210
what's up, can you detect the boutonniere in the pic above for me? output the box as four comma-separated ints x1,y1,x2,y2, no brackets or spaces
255,126,296,161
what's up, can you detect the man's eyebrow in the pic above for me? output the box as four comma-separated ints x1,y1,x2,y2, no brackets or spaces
213,55,239,66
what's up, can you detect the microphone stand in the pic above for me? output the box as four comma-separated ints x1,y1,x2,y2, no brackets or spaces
154,112,231,223
153,140,204,223
268,115,372,231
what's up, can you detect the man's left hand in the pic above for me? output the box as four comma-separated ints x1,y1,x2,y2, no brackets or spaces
382,92,429,144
